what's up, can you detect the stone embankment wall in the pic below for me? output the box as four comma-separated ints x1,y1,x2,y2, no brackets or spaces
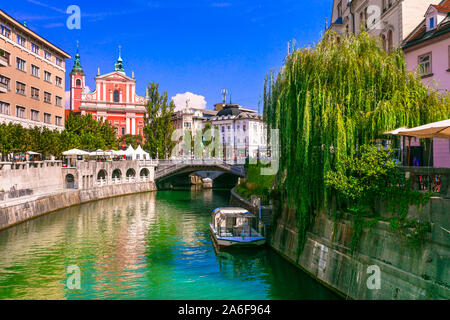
0,161,64,194
0,181,156,231
229,188,273,227
271,197,450,300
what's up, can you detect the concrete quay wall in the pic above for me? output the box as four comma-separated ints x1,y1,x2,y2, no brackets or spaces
270,197,450,300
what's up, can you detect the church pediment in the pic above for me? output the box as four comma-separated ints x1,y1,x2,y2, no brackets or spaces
96,71,135,82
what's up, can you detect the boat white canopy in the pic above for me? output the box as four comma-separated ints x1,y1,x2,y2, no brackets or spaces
214,207,252,217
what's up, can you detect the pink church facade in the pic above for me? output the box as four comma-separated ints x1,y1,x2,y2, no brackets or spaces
70,47,147,139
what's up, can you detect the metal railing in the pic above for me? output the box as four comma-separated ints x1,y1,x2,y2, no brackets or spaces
400,167,450,198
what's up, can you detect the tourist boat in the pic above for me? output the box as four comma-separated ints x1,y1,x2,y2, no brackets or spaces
210,207,266,249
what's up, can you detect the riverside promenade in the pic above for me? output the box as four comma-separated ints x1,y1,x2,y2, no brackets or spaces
0,159,158,230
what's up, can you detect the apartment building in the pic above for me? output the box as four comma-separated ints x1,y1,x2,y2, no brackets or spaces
329,0,435,50
403,0,450,93
0,10,70,130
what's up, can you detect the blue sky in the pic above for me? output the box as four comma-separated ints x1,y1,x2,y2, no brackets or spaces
4,0,331,111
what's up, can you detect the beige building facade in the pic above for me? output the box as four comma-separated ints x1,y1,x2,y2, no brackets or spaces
0,10,70,131
329,0,435,50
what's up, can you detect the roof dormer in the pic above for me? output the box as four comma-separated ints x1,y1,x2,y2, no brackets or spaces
425,2,450,32
425,6,438,31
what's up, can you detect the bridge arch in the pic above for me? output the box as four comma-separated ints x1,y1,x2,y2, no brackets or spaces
140,168,150,177
112,169,122,179
97,169,107,180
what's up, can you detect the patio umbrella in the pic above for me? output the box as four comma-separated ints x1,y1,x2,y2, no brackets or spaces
63,149,90,156
392,119,450,139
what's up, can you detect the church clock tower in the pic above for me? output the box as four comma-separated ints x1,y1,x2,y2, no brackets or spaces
70,42,85,114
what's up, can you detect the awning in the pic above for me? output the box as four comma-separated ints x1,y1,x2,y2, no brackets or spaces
384,119,450,139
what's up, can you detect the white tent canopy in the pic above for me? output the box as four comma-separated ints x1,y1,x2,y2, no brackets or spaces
63,149,90,156
385,119,450,139
134,145,150,160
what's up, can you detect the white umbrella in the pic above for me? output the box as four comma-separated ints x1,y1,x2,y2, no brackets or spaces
112,149,127,156
63,149,89,156
89,149,113,156
392,119,450,139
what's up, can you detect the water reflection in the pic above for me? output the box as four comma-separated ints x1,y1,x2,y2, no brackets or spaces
0,190,339,300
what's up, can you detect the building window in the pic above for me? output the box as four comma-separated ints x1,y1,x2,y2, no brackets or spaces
113,90,120,102
448,46,450,70
0,75,10,91
16,106,25,119
44,92,52,104
0,25,11,38
380,34,386,51
387,29,393,52
44,113,51,124
31,43,39,54
16,58,26,72
337,1,342,18
121,127,125,135
429,17,435,30
418,53,432,76
31,109,40,122
31,64,40,78
31,87,40,100
55,116,62,126
44,71,52,83
16,34,26,47
16,82,26,95
44,50,52,61
76,79,82,87
56,57,62,67
0,101,10,115
55,76,62,87
243,125,246,132
0,50,10,65
55,96,62,107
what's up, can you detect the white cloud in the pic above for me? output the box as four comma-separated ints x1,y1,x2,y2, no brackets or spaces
172,92,207,112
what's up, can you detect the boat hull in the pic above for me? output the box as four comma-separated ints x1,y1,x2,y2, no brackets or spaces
210,225,266,249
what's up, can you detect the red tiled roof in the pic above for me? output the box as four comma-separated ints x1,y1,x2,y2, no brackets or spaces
432,0,450,13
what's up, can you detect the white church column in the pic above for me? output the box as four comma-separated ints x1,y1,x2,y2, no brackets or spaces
132,118,136,135
126,117,131,135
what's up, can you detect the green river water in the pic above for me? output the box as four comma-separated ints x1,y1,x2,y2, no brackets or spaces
0,189,339,300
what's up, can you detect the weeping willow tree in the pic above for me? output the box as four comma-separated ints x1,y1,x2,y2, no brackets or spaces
264,31,449,253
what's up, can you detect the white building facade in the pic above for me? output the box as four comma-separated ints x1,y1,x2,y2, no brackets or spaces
329,0,435,51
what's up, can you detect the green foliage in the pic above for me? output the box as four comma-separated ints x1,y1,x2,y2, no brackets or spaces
235,163,276,205
119,134,143,149
0,114,119,159
326,145,432,253
64,113,117,150
143,82,176,159
263,31,450,254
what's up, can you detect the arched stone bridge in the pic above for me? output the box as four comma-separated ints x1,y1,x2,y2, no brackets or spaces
155,159,245,181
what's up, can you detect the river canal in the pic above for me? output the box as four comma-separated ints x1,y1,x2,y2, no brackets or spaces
0,189,339,300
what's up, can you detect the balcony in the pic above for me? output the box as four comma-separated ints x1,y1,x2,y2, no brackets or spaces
0,55,7,67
